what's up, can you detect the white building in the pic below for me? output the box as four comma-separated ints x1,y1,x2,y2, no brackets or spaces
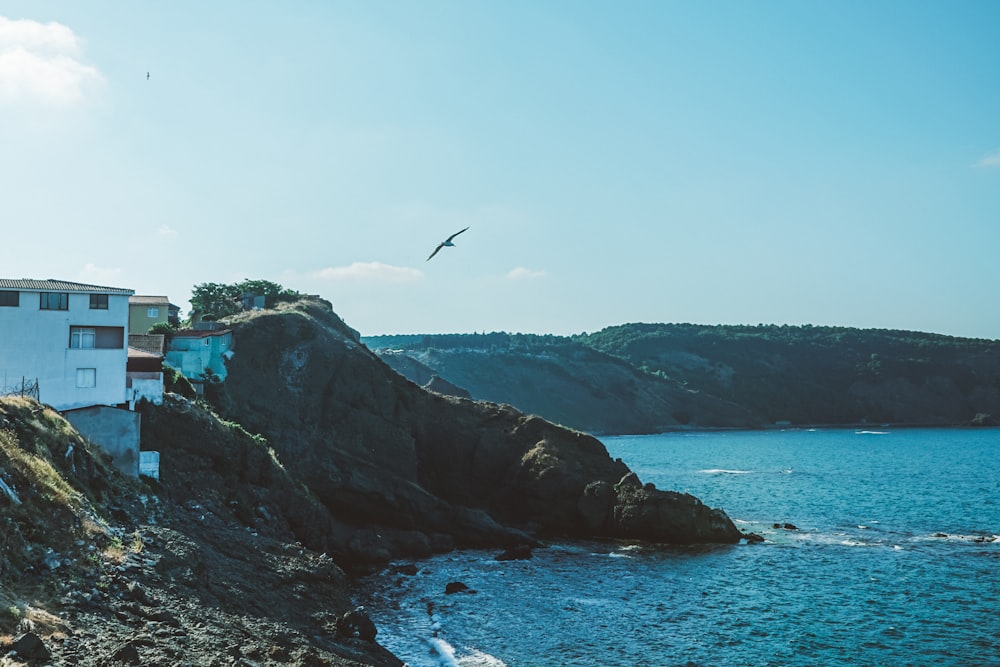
0,279,134,411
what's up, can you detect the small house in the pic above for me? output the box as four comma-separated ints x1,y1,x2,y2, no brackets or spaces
165,328,234,385
128,295,180,334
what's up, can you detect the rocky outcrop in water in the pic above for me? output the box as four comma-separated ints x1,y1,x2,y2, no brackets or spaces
579,473,744,543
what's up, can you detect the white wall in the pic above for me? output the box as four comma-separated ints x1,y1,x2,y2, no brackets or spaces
128,374,164,406
0,291,131,410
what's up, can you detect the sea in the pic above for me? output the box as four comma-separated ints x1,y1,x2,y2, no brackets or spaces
357,428,1000,666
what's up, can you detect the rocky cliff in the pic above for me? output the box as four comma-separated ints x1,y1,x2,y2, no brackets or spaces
207,300,743,564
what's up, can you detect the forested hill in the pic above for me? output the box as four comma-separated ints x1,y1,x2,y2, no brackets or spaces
363,325,1000,432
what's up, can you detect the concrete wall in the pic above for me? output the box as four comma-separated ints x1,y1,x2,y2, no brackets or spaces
139,451,160,480
128,373,164,406
64,406,141,477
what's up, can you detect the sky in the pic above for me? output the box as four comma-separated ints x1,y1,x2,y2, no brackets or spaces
1,2,998,339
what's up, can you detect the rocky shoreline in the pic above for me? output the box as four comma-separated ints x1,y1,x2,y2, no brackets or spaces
2,299,751,665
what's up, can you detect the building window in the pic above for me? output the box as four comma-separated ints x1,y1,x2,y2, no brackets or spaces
40,292,69,310
70,327,96,349
0,291,18,307
90,294,109,309
68,326,124,349
147,307,159,318
76,368,97,388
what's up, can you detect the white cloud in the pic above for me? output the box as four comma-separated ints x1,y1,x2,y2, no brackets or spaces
313,262,423,283
157,225,178,238
0,16,81,52
0,16,103,107
507,267,547,280
79,262,122,285
977,149,1000,168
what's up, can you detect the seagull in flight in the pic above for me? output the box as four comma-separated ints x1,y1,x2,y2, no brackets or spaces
426,226,470,261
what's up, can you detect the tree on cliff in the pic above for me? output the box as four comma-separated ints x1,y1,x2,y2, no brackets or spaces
188,279,301,321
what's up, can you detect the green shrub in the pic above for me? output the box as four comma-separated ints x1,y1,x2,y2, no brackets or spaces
163,365,196,398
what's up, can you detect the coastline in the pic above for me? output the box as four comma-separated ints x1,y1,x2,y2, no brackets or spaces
592,421,1000,438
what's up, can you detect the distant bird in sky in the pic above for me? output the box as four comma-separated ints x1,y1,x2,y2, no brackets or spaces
146,72,150,80
426,226,470,261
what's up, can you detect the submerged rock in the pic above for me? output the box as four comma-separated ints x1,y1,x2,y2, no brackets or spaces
495,545,533,561
444,581,474,595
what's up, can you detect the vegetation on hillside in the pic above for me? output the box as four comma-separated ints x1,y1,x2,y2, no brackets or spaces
188,279,301,321
0,397,139,639
574,323,1000,424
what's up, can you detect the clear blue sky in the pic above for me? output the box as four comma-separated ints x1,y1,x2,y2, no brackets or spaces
2,2,998,339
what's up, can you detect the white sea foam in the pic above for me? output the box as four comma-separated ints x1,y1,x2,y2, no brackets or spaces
565,596,611,607
855,430,890,435
428,637,461,666
458,650,508,666
698,468,753,475
427,637,508,667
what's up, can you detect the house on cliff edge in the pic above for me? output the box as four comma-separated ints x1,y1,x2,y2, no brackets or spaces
165,325,233,393
0,278,160,477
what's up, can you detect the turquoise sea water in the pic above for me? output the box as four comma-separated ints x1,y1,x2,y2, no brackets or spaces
359,428,1000,666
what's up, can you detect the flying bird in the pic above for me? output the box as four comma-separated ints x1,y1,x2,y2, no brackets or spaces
146,72,150,80
426,226,470,261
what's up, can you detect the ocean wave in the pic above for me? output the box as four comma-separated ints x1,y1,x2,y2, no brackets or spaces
458,651,508,667
427,637,509,667
698,468,754,475
855,430,890,435
425,636,460,666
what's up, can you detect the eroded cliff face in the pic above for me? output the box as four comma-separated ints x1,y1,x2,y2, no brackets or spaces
209,300,744,563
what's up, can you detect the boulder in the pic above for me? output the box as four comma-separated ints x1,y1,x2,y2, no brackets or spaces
7,633,50,662
336,607,377,642
444,581,473,595
609,483,743,544
108,640,141,665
